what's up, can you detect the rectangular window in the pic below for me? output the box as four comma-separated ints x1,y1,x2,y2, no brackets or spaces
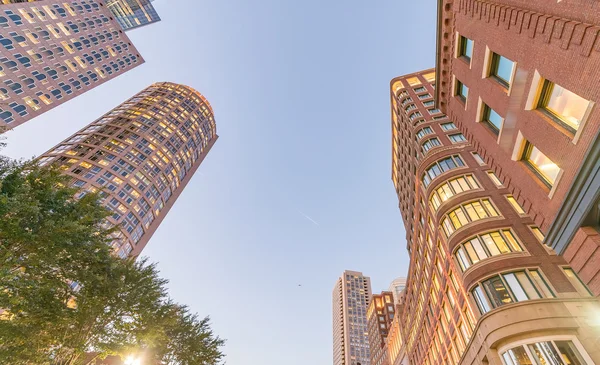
562,268,592,296
487,171,503,187
489,53,514,88
414,86,426,93
419,93,432,100
472,152,485,165
521,142,560,187
458,35,473,61
448,133,466,143
428,108,441,115
423,100,435,107
422,138,441,153
456,80,468,102
482,104,503,134
423,72,436,83
506,196,526,215
441,122,457,131
538,80,590,133
530,226,545,242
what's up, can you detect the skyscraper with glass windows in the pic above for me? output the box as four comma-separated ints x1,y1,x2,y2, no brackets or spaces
105,0,160,31
333,270,372,365
0,0,144,130
38,82,218,258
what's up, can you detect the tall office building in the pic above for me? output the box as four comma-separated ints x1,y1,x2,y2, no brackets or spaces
37,82,218,257
0,0,144,130
333,271,373,365
387,277,407,305
390,65,600,365
367,291,395,365
105,0,160,31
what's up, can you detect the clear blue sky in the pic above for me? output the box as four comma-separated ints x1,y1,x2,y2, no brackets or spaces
3,1,437,364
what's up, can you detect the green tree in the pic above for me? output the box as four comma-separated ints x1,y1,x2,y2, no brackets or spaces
0,159,224,365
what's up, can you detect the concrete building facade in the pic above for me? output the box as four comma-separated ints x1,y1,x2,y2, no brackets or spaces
0,0,144,130
367,291,395,365
38,82,217,257
390,68,600,365
333,270,373,365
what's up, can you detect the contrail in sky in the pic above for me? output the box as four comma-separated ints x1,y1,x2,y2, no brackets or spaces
298,210,320,226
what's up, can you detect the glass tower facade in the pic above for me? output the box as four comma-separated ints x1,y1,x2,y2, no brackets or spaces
38,82,218,258
105,0,160,31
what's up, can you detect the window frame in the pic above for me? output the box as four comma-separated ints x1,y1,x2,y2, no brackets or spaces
498,336,594,365
458,35,473,62
481,103,503,135
521,141,560,189
489,53,515,88
537,79,591,135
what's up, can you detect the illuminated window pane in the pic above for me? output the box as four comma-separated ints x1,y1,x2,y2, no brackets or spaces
554,341,586,365
539,80,590,132
522,142,560,187
423,72,436,83
506,196,525,215
482,276,513,307
562,268,592,296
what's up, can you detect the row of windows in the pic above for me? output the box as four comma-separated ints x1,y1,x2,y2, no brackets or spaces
429,174,479,211
422,155,465,187
440,198,499,238
455,229,522,272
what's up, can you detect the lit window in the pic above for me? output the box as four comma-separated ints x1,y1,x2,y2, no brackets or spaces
521,142,560,187
440,199,499,237
423,72,436,83
501,340,589,365
562,268,592,297
448,133,466,143
537,80,590,133
456,80,468,102
530,226,544,242
429,174,479,211
455,229,522,272
481,104,503,134
406,77,421,86
506,196,526,215
489,53,514,88
458,35,473,61
487,171,503,187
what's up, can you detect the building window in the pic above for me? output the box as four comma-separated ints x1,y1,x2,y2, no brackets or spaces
486,171,503,187
471,269,554,314
409,111,423,121
521,142,560,187
414,86,426,93
454,229,522,272
429,174,480,211
537,80,591,133
419,93,432,100
423,100,435,107
482,104,503,134
423,72,435,83
472,152,485,165
448,133,466,143
458,35,473,61
416,126,434,140
428,108,441,115
441,122,457,131
422,155,466,187
562,268,592,296
422,137,441,153
506,196,526,215
456,80,468,102
440,198,499,237
489,53,514,88
530,226,544,242
407,77,421,86
501,339,589,365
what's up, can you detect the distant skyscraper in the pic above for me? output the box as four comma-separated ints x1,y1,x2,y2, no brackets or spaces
105,0,160,31
367,291,395,365
38,82,218,257
333,270,372,365
0,0,144,130
387,278,406,305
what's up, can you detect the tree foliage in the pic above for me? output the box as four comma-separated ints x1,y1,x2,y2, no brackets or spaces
0,159,224,365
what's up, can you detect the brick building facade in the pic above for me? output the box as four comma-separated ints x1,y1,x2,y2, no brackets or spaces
435,0,600,294
390,68,600,365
